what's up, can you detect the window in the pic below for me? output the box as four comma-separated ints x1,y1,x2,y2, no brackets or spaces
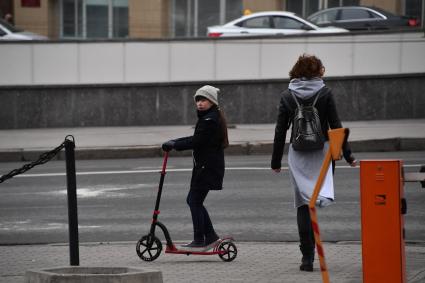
287,0,302,16
288,0,360,17
328,0,359,8
62,0,82,37
327,0,340,8
309,9,338,24
60,0,128,39
405,0,422,19
368,10,384,19
341,8,373,20
287,0,318,18
305,0,319,17
112,0,128,37
198,0,220,37
342,0,360,6
173,0,192,37
172,0,242,37
226,0,242,22
273,16,305,29
86,0,108,38
239,16,270,28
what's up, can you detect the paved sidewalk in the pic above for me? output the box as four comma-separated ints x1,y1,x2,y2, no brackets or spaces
0,119,424,161
1,241,425,283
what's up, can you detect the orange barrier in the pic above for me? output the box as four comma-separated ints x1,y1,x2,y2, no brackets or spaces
308,128,348,283
360,160,406,283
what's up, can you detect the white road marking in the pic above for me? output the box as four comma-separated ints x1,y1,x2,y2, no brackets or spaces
13,164,422,178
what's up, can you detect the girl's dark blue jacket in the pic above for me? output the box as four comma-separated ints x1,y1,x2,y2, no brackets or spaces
173,106,225,190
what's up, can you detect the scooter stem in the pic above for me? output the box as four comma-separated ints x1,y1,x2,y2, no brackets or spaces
150,151,169,235
161,151,169,174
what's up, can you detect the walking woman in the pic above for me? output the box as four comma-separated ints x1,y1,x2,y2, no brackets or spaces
162,85,229,250
271,54,357,271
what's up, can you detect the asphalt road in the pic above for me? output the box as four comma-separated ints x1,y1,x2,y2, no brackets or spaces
0,151,424,245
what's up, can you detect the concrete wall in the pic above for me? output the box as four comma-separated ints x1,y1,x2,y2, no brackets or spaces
1,31,424,129
1,31,424,86
1,73,424,129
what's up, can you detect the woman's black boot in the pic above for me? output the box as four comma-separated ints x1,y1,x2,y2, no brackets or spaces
300,254,314,271
299,244,315,271
297,205,315,271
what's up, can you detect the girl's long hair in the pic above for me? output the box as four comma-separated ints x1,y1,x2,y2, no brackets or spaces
218,108,229,148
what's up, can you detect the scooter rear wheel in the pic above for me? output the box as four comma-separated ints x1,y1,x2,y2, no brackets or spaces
136,235,162,261
218,241,237,262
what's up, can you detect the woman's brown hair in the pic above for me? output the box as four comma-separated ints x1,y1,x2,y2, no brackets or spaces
289,54,324,80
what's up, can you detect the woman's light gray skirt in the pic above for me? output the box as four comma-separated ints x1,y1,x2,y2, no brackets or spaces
288,142,334,208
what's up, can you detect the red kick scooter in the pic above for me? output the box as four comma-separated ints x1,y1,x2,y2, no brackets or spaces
136,152,237,262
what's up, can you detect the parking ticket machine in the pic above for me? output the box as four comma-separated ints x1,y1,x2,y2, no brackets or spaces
360,160,406,283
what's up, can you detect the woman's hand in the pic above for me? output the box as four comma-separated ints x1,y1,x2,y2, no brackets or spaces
272,168,281,173
349,159,357,167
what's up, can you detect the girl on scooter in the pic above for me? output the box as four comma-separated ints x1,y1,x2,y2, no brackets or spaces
162,85,229,250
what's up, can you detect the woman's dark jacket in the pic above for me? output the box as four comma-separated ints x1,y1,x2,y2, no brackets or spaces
271,86,354,169
173,106,225,190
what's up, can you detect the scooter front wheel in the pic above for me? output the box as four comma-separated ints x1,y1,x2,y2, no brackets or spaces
136,235,162,261
218,241,237,262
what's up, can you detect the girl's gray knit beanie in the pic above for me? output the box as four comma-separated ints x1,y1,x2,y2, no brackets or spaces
194,85,220,105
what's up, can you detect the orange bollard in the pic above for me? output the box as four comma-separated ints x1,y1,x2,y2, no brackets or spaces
360,160,406,283
308,128,348,283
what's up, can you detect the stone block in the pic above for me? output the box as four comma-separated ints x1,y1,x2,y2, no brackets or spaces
25,266,162,283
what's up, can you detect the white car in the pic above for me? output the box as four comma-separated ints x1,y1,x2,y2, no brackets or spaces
207,11,348,37
0,19,48,40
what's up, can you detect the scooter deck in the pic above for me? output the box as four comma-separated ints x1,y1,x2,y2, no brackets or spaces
165,238,233,255
165,249,226,255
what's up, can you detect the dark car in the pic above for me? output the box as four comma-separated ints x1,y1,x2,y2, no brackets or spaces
307,6,420,31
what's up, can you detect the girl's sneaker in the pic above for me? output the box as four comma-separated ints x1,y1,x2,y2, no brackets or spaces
180,240,205,250
204,236,220,250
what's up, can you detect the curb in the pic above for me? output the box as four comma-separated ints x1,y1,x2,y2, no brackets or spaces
1,138,424,162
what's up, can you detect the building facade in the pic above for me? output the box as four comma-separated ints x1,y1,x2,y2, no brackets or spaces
1,0,423,39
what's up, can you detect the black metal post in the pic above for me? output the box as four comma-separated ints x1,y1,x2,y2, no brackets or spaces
65,139,79,266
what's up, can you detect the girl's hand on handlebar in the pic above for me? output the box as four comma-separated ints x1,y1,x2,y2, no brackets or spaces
162,140,175,152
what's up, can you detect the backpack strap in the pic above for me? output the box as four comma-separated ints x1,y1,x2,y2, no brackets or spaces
312,90,320,106
289,90,301,108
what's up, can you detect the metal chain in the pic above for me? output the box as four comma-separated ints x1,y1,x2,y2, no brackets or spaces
0,140,69,184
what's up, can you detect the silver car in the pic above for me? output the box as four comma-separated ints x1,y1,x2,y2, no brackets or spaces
207,11,348,37
0,19,48,40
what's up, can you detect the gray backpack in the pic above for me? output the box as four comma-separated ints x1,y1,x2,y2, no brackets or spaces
289,90,324,151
